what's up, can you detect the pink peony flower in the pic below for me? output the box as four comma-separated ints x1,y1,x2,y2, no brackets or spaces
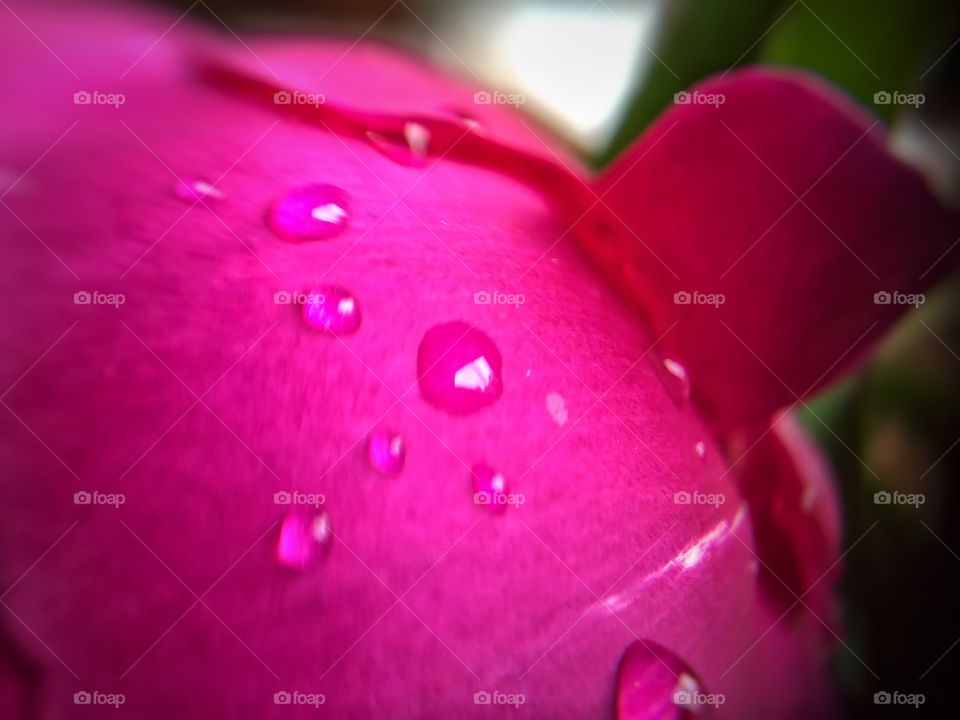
0,1,956,718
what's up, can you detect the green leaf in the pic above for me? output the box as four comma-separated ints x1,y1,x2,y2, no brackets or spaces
757,0,960,121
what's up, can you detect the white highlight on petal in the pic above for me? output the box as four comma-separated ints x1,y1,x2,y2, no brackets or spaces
311,203,347,224
545,391,569,426
454,356,494,392
404,121,430,157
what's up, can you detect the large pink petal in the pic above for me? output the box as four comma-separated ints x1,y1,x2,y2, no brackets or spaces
589,68,959,435
1,3,837,718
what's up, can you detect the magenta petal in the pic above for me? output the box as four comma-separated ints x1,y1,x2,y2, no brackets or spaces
589,68,960,435
1,4,841,718
730,412,842,625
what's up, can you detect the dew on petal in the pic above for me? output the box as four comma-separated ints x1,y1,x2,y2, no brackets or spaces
269,184,349,241
660,356,691,405
471,462,509,515
404,122,430,156
368,428,406,475
367,122,431,167
175,177,223,202
694,441,706,459
617,641,715,719
276,510,332,571
302,286,361,336
545,391,568,426
438,106,482,132
417,321,503,414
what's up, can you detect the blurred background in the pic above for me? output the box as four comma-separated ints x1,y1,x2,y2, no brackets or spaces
162,0,959,716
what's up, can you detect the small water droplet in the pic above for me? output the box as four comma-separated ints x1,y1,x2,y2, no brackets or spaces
175,177,223,202
270,184,349,241
302,286,361,335
545,391,568,426
367,122,431,167
661,357,691,405
472,463,509,515
417,321,503,414
404,122,429,156
617,641,713,719
368,429,406,475
276,510,332,570
694,441,706,459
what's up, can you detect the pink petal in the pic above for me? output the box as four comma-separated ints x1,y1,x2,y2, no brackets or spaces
728,412,843,626
588,68,960,435
1,3,838,718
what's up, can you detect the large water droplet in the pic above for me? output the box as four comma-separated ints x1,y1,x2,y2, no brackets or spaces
471,463,509,515
617,641,715,719
367,121,430,167
694,441,706,459
417,321,504,414
270,184,349,241
368,428,405,475
175,177,223,202
276,510,332,571
302,286,361,336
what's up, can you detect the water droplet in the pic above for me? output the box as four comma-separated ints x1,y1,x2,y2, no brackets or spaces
276,510,332,570
269,184,349,241
617,641,713,719
438,106,482,132
417,321,503,415
367,122,430,167
302,286,361,335
660,357,691,405
175,177,223,202
545,391,568,426
472,463,508,515
694,441,706,459
404,122,430,156
368,429,405,475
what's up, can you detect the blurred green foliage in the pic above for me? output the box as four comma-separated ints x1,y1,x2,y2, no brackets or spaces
600,0,959,165
759,0,959,121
